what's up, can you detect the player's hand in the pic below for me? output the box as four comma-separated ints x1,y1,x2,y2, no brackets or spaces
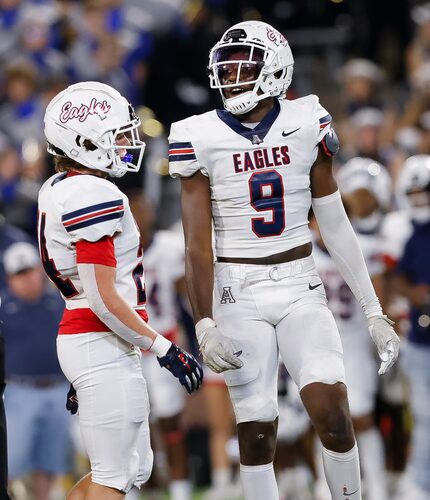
66,383,78,415
368,315,400,375
197,322,243,373
157,343,203,394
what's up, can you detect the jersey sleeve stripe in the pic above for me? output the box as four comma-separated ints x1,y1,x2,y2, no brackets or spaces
169,153,197,161
63,205,124,227
62,199,123,222
168,148,194,154
169,141,193,149
319,114,332,129
64,211,124,232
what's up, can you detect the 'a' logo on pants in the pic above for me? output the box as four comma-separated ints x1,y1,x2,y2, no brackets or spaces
220,286,235,304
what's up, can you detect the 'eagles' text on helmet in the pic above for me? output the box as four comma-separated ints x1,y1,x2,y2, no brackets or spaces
44,81,145,178
208,21,294,115
397,155,430,223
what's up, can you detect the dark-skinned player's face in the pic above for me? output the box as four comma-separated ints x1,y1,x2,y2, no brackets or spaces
217,48,263,100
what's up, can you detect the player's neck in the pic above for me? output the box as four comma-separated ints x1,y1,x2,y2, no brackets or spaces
236,97,276,124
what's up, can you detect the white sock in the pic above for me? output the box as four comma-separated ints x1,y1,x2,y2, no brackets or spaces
314,437,332,500
240,463,279,500
357,428,388,500
322,443,361,499
212,467,231,488
125,487,140,500
169,479,191,500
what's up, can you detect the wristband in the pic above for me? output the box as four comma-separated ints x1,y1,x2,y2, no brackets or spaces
149,334,172,357
195,317,216,342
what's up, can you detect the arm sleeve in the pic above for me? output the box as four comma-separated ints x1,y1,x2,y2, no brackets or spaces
312,190,383,319
168,120,206,178
77,262,154,350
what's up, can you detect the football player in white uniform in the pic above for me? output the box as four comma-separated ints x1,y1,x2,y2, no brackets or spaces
38,82,202,500
128,191,192,500
168,21,400,500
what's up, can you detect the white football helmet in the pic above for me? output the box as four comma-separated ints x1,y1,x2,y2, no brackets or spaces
397,155,430,223
337,157,392,233
208,21,294,115
44,81,145,178
337,157,392,209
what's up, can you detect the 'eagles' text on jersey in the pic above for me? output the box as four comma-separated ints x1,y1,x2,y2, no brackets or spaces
169,95,333,258
38,172,146,333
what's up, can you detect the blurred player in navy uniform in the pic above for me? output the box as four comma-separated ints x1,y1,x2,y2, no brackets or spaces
393,155,430,500
169,20,400,500
1,242,70,500
38,81,202,500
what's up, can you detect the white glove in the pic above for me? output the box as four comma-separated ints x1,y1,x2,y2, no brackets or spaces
368,315,400,375
196,318,243,373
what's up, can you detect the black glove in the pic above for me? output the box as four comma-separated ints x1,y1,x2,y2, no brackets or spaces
157,343,203,394
66,384,78,415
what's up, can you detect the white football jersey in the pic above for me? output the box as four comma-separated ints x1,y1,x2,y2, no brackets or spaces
312,232,384,338
143,230,185,334
38,172,146,315
169,95,332,258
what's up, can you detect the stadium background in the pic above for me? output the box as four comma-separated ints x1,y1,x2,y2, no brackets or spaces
0,0,428,498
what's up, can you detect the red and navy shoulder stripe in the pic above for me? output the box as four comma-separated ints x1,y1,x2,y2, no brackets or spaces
62,199,124,232
169,142,196,162
319,114,332,129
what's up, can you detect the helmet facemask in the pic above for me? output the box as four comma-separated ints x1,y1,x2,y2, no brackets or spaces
88,110,146,178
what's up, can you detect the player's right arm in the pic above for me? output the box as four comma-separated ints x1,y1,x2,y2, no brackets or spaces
180,171,243,373
180,171,214,322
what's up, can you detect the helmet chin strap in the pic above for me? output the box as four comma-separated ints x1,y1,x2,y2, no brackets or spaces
223,89,271,115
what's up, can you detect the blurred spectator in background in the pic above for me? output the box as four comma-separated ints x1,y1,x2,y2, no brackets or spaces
393,155,430,500
0,143,45,236
0,62,44,147
0,198,31,287
0,0,24,64
407,2,430,77
337,58,386,117
0,242,71,500
14,2,69,85
342,108,392,165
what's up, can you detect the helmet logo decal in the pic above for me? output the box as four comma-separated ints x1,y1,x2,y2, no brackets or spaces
266,27,288,47
59,98,111,123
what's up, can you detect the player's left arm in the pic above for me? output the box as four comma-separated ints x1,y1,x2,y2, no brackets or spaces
310,144,400,375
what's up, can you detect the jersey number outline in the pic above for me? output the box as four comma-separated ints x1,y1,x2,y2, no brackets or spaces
132,239,146,305
38,211,79,299
248,170,285,237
